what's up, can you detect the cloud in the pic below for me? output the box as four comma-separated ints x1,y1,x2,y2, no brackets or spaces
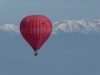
0,19,100,34
0,24,19,33
53,19,100,34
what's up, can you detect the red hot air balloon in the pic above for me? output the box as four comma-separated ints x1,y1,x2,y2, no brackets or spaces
20,15,52,56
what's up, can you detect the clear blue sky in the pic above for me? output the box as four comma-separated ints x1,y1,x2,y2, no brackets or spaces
0,0,100,75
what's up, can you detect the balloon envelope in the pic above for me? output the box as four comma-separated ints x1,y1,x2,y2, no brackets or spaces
20,15,52,53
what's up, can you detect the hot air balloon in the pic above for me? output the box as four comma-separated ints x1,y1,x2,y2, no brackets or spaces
20,15,52,56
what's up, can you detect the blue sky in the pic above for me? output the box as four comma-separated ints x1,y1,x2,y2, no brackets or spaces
0,0,100,75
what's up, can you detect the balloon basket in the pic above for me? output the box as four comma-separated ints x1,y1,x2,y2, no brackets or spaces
34,52,38,56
